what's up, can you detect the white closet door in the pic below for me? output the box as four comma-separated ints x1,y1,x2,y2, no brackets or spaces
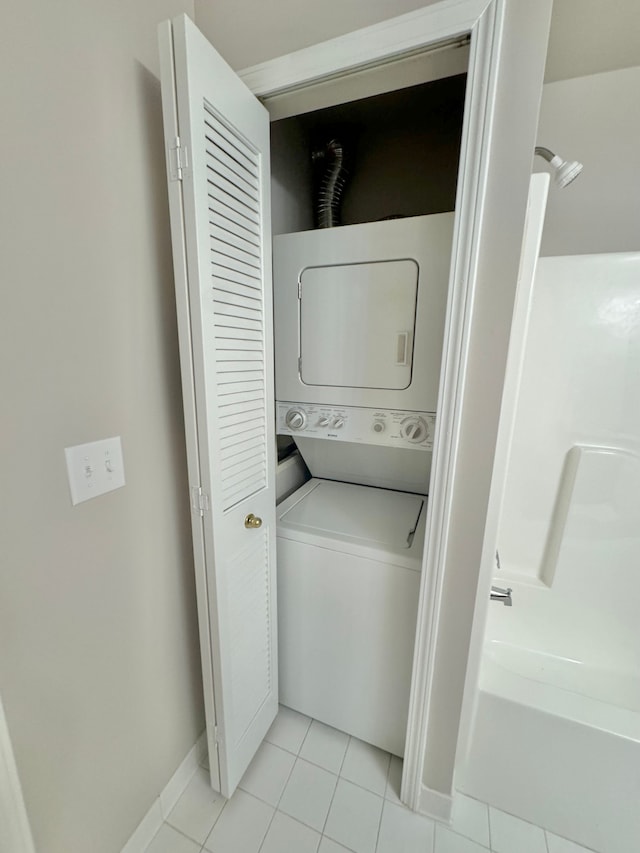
159,15,277,797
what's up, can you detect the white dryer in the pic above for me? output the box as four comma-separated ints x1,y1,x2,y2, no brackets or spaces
273,214,454,413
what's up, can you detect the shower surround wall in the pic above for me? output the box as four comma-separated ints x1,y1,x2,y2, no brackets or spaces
460,252,640,853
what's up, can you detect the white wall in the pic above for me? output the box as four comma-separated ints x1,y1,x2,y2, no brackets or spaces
495,254,640,674
0,3,205,852
536,66,640,256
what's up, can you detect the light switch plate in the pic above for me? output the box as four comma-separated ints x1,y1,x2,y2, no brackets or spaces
65,436,125,505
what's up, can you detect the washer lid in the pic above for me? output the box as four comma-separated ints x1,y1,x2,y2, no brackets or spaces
279,480,424,549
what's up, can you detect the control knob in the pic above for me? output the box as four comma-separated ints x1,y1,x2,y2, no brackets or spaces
332,416,345,429
400,416,429,444
285,408,307,431
317,416,331,427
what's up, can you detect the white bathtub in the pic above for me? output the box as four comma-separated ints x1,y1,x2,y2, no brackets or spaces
460,592,640,853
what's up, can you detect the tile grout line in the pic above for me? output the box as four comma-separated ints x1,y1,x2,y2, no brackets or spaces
382,754,395,803
256,729,398,851
318,734,354,847
160,743,600,853
198,774,232,853
372,757,391,853
216,714,471,853
267,718,401,803
439,822,492,852
487,805,494,852
160,820,207,849
256,723,314,853
452,792,495,850
295,713,314,755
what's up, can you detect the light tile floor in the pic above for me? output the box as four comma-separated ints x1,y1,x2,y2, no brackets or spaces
144,706,597,853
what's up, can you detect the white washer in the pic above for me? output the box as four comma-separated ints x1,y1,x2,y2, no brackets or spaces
276,402,433,756
277,478,426,757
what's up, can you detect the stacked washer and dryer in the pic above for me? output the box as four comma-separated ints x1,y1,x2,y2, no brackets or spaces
273,213,453,757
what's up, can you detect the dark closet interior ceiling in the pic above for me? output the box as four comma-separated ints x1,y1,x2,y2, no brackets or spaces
295,72,467,135
272,73,467,226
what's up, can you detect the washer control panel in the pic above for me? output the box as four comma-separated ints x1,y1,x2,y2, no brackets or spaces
277,402,435,451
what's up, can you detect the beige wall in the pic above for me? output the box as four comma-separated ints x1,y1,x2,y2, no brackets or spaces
536,66,640,256
0,2,205,852
194,0,437,70
196,0,640,83
544,0,640,83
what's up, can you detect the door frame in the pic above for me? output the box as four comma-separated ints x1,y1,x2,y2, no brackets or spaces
453,174,550,788
236,0,522,817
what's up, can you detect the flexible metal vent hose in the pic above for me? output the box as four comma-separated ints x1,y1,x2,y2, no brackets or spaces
312,139,349,228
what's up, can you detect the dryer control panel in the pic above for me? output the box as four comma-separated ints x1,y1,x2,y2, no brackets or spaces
277,402,435,451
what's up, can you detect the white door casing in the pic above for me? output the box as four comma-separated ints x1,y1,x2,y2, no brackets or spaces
159,16,277,797
453,173,550,786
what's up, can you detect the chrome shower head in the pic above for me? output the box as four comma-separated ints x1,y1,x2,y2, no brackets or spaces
535,146,583,188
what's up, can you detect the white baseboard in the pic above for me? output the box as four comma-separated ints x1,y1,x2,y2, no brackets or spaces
121,732,207,853
418,783,453,823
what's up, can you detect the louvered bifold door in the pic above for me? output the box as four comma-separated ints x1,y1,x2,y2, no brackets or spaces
159,15,277,798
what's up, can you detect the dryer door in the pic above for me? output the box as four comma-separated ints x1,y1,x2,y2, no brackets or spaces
299,259,418,390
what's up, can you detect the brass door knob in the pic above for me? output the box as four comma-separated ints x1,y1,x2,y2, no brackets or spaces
244,513,263,529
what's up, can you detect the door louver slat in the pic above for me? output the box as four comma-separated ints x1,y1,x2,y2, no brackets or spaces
214,315,262,332
213,291,262,312
211,242,261,270
204,117,259,176
219,409,264,431
216,340,263,353
211,266,262,292
216,328,263,343
209,211,261,250
219,426,264,451
209,198,260,238
207,181,260,225
217,371,264,385
204,127,259,179
218,380,264,396
219,395,265,413
206,150,259,196
219,438,264,465
211,229,261,261
207,168,260,214
211,256,262,282
222,460,266,489
221,447,265,470
213,298,261,317
216,356,264,368
205,104,267,513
